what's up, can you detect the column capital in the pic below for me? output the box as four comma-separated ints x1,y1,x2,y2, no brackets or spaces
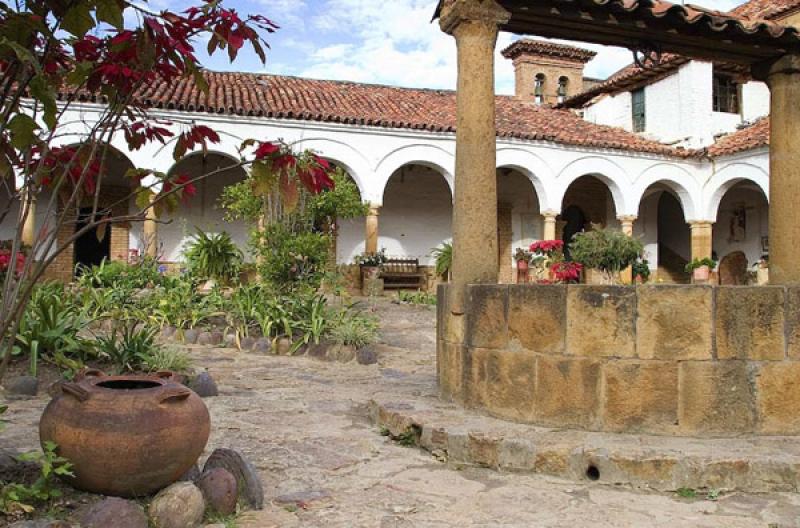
367,204,381,216
541,209,559,219
439,0,510,36
617,215,637,224
688,220,714,228
754,53,800,84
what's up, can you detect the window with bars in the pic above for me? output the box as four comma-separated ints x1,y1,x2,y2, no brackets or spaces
631,88,646,133
713,73,740,114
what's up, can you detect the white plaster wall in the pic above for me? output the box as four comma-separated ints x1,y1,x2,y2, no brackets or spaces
583,92,632,131
643,70,685,144
499,169,541,269
742,81,770,122
712,185,769,266
635,191,660,271
711,112,744,140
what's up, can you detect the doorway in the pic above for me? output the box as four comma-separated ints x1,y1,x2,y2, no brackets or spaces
74,208,110,274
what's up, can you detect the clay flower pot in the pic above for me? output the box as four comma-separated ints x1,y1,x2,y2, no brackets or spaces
693,265,710,282
516,259,529,271
39,370,210,497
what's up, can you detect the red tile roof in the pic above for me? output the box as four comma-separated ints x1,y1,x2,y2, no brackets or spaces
61,72,694,158
501,39,597,63
707,117,770,157
731,0,800,20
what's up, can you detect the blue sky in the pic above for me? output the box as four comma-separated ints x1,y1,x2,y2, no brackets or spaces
177,0,749,94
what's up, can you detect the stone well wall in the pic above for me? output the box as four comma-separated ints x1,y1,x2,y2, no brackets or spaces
437,284,800,437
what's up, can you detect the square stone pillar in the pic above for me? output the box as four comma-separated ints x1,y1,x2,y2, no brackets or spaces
365,205,380,254
765,54,800,284
143,198,158,259
689,221,713,261
618,215,637,284
439,0,510,314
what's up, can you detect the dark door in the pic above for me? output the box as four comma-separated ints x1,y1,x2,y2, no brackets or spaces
561,205,586,261
74,208,110,274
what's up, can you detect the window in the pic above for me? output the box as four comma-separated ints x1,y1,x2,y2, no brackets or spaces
534,73,545,105
557,76,569,103
631,88,646,133
713,73,740,114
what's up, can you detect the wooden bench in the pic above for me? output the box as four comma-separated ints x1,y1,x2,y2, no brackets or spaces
381,258,426,289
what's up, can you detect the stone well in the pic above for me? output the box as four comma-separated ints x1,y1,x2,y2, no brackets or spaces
437,284,800,437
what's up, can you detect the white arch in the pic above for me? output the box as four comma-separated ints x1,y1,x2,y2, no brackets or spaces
555,156,631,215
496,148,557,210
290,138,372,201
631,163,700,220
374,144,455,204
703,162,769,221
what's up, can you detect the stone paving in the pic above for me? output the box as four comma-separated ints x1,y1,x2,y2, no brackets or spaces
4,298,800,527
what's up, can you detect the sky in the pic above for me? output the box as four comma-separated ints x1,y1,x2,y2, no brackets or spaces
172,0,750,94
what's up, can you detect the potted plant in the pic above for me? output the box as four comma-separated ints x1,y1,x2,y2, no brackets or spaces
529,240,564,281
355,248,388,281
514,248,532,271
632,259,651,284
569,229,644,285
685,257,717,283
550,261,582,283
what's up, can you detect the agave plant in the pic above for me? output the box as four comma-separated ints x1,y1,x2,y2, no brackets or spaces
184,229,244,285
431,242,452,281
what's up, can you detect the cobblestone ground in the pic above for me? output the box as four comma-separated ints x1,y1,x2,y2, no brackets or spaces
4,298,800,527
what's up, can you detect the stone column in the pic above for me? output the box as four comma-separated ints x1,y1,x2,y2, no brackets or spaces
21,192,36,247
440,0,510,314
618,215,637,284
689,221,713,261
142,200,158,259
542,210,558,240
365,205,380,254
765,54,800,284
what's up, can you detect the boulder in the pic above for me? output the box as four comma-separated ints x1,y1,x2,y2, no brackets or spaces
149,482,205,528
239,336,257,350
196,332,214,346
203,448,263,510
196,468,238,516
356,346,379,365
208,331,224,346
307,342,330,359
179,464,201,482
327,344,356,363
182,329,200,345
161,326,177,339
187,371,218,398
276,338,291,355
4,375,38,397
80,497,148,528
253,338,271,355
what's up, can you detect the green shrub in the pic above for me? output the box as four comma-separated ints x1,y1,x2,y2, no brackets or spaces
252,224,331,290
569,229,643,283
76,257,162,290
397,290,436,306
96,321,160,373
141,347,191,373
329,311,379,349
0,441,73,515
431,242,452,280
685,257,717,273
184,229,243,285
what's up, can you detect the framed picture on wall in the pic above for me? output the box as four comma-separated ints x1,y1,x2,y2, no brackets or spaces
761,236,769,253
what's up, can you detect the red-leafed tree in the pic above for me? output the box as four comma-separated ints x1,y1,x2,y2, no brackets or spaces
0,0,334,380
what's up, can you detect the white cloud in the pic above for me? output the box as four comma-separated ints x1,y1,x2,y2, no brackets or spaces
273,0,751,91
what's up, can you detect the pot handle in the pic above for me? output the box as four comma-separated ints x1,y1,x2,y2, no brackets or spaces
158,386,192,404
81,368,106,379
61,383,90,402
155,370,176,381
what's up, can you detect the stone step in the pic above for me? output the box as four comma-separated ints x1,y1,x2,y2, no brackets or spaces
369,398,800,493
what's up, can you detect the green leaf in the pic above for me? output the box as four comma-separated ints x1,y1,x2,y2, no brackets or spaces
135,188,154,211
28,75,57,129
250,161,277,196
7,114,38,149
95,0,123,29
66,61,93,86
62,3,94,37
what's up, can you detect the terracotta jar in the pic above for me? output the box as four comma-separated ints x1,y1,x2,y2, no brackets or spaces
39,370,210,497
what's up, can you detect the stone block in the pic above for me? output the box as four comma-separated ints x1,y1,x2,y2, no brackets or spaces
438,341,466,401
756,362,800,434
508,285,566,355
603,361,678,433
566,286,636,359
469,348,536,422
467,433,501,468
534,356,600,429
786,287,800,359
497,438,536,472
637,286,713,360
678,361,756,435
716,286,785,361
466,285,509,349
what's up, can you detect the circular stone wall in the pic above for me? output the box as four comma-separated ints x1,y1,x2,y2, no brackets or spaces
437,284,800,437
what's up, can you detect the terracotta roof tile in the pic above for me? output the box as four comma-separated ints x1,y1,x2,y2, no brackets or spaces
501,39,597,63
707,117,770,157
731,0,800,20
60,72,694,158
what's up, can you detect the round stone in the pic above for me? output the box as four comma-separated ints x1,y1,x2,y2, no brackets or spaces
182,329,200,344
253,338,271,354
203,448,263,510
149,481,205,528
80,497,148,528
3,375,38,397
356,346,379,365
196,467,238,515
187,371,218,398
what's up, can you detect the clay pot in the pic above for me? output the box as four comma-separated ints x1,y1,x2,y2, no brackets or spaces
693,265,710,283
39,370,210,497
